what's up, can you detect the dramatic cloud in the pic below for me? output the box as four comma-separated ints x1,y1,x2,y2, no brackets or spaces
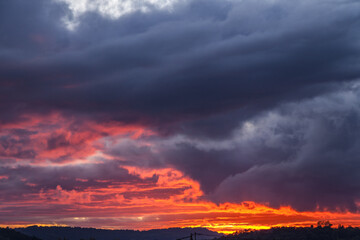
209,81,360,211
1,0,360,232
56,0,182,30
98,81,360,212
1,0,360,126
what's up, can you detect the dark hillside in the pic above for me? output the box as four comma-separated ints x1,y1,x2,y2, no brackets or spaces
0,227,42,240
17,226,220,240
218,226,360,240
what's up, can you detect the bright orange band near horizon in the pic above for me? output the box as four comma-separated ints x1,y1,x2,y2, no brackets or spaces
1,114,360,234
1,166,360,234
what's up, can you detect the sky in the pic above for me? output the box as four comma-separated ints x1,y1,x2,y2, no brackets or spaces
1,0,360,234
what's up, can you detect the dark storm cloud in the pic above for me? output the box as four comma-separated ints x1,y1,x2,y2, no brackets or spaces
172,83,360,211
102,82,360,211
209,91,360,212
2,0,360,213
0,0,67,49
1,0,360,129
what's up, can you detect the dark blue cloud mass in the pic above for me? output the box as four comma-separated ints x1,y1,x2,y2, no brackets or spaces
1,0,360,212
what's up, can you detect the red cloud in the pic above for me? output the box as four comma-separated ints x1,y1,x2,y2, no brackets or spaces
0,112,153,164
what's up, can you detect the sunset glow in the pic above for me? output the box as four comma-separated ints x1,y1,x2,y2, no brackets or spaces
1,0,360,236
2,116,360,234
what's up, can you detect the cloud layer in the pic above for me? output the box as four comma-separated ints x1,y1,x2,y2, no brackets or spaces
1,0,360,231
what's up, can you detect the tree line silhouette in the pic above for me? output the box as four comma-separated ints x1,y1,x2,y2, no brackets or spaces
3,222,360,240
217,222,360,240
13,226,220,240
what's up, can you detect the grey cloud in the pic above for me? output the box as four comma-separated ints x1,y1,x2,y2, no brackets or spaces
0,161,158,201
2,0,360,212
207,82,360,211
1,0,360,131
103,81,360,211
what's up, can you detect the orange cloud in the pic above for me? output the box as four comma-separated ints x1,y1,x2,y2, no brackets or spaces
2,166,360,233
0,112,152,164
2,113,360,233
0,175,8,180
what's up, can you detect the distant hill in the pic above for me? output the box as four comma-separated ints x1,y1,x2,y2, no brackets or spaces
0,227,42,240
218,226,360,240
16,226,221,240
11,225,360,240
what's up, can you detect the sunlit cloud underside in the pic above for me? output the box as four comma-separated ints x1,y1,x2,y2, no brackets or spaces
2,0,360,234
